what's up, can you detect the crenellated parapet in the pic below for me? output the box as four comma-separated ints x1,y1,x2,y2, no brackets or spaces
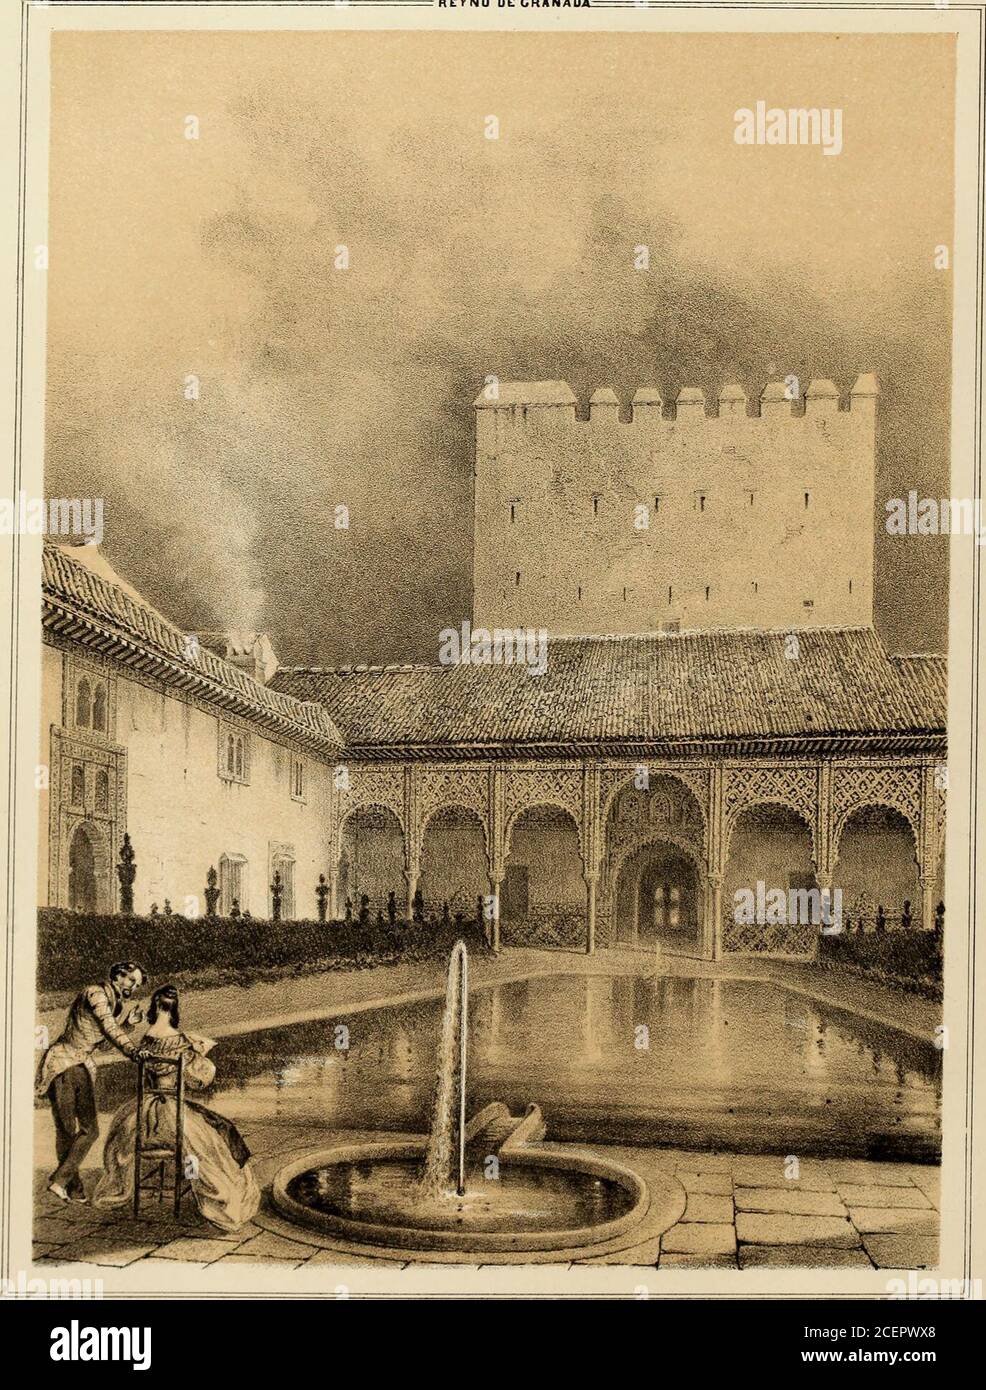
472,370,878,636
474,375,878,431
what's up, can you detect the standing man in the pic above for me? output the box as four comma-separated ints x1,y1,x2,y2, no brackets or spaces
36,961,148,1203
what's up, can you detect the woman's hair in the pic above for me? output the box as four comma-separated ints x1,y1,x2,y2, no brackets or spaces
147,985,180,1027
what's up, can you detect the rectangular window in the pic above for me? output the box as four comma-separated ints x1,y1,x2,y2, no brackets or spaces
291,757,306,802
803,599,814,609
696,493,706,512
592,495,600,517
218,722,250,784
509,500,517,523
271,854,296,920
220,854,247,915
515,571,521,587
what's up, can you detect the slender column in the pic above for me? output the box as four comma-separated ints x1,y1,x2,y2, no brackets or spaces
706,764,725,961
580,762,602,954
404,866,418,924
813,869,834,958
489,876,502,954
585,874,598,955
920,875,937,933
707,871,724,962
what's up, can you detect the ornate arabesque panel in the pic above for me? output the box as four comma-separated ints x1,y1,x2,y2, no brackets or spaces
417,765,490,834
830,764,922,859
603,773,707,877
722,765,818,859
503,765,583,834
599,765,709,829
336,764,406,830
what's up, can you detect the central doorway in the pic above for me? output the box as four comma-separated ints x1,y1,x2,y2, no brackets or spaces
638,848,698,948
68,823,100,913
615,841,702,954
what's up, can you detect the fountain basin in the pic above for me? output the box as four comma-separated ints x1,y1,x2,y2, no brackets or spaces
271,1139,650,1253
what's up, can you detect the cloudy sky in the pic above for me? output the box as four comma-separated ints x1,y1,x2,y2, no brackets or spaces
46,29,954,662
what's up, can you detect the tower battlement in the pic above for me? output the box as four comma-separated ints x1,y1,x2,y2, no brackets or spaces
472,374,878,638
475,376,878,431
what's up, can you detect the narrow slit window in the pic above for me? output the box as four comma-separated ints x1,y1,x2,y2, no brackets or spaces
515,571,521,587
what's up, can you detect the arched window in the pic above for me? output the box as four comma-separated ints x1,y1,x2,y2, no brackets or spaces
92,683,107,732
234,737,244,780
75,678,92,729
71,764,85,806
95,769,109,814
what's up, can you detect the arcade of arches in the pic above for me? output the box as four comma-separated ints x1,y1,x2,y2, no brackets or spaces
326,759,946,959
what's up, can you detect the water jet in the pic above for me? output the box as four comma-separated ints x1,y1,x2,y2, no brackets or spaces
270,943,681,1258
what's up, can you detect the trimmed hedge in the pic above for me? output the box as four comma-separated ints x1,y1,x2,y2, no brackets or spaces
37,908,491,995
818,926,943,999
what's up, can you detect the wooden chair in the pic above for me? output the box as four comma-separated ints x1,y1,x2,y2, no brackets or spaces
133,1054,192,1219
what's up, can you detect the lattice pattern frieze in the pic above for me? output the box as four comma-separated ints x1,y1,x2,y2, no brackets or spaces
831,765,921,850
417,765,490,845
337,764,405,827
503,766,582,832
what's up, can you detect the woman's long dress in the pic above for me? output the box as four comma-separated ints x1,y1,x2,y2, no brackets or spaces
94,1033,260,1232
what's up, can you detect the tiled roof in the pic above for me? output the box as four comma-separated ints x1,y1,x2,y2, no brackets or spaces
271,627,946,757
891,654,948,717
42,544,342,752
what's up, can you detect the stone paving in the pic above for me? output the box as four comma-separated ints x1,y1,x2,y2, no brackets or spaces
33,1125,939,1272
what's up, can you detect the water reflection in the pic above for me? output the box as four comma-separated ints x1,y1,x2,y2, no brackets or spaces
98,975,941,1160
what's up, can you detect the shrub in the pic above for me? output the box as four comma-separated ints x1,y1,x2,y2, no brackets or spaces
817,926,942,998
37,908,491,994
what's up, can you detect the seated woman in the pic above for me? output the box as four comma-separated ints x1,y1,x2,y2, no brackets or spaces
94,985,260,1232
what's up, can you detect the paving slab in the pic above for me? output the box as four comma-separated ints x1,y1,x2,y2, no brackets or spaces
734,1187,847,1218
659,1253,738,1269
209,1253,307,1267
151,1237,248,1263
302,1248,407,1268
825,1161,923,1187
682,1193,734,1224
661,1222,736,1256
738,1244,873,1269
836,1184,933,1210
678,1172,732,1196
862,1234,939,1270
736,1213,860,1248
47,1237,160,1268
847,1207,938,1235
908,1170,941,1208
233,1231,321,1261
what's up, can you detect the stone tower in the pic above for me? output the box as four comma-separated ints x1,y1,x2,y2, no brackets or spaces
472,375,878,635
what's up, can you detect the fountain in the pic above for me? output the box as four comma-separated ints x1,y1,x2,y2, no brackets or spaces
270,942,683,1259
